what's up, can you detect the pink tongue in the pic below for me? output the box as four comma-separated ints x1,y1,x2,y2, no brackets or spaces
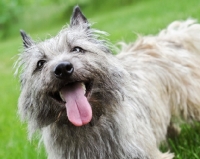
60,83,92,126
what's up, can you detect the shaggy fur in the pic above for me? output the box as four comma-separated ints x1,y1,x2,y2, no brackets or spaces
16,6,200,159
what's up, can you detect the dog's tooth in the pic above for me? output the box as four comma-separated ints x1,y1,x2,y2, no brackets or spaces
80,82,86,94
59,92,66,102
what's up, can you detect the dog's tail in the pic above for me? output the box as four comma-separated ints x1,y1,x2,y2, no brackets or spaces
158,19,200,54
158,19,200,122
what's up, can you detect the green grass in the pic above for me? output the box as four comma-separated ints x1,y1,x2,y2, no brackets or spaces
160,123,200,159
1,0,200,158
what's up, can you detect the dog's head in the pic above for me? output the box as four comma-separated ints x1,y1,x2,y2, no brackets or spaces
16,6,125,133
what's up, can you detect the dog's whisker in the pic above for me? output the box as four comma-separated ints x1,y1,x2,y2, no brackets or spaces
55,110,63,123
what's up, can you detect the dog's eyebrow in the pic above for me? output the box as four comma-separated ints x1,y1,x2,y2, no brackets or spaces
32,48,47,60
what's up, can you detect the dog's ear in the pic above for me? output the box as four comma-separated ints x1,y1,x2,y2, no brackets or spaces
70,6,89,28
20,30,34,48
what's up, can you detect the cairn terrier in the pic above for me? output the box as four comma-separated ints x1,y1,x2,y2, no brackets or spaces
16,6,200,159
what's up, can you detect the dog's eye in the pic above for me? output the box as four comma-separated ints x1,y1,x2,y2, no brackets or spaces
37,60,46,70
72,47,85,53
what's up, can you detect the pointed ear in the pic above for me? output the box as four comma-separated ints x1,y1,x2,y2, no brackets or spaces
20,30,34,48
70,6,89,28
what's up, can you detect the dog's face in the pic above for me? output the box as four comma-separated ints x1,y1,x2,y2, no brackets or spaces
17,6,124,130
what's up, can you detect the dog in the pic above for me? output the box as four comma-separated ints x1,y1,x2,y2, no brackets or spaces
15,6,200,159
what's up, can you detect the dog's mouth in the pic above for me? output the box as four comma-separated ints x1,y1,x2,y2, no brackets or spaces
49,81,93,126
49,81,93,103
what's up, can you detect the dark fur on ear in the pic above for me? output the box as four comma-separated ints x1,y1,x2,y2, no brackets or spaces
20,30,34,48
70,6,89,28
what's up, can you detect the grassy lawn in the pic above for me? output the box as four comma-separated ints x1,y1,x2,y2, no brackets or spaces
1,0,200,158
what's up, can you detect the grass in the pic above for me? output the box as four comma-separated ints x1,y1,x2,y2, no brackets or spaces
1,0,200,158
160,123,200,159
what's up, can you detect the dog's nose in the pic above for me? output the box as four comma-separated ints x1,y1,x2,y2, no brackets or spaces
54,62,74,79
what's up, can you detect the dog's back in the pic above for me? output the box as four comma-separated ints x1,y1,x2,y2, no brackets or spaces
118,19,200,144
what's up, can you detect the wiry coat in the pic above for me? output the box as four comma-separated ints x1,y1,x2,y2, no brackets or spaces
16,6,200,159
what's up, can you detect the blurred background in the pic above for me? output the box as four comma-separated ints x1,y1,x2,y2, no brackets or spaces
1,0,200,158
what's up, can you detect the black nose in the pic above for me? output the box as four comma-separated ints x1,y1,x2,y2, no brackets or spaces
54,62,74,79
